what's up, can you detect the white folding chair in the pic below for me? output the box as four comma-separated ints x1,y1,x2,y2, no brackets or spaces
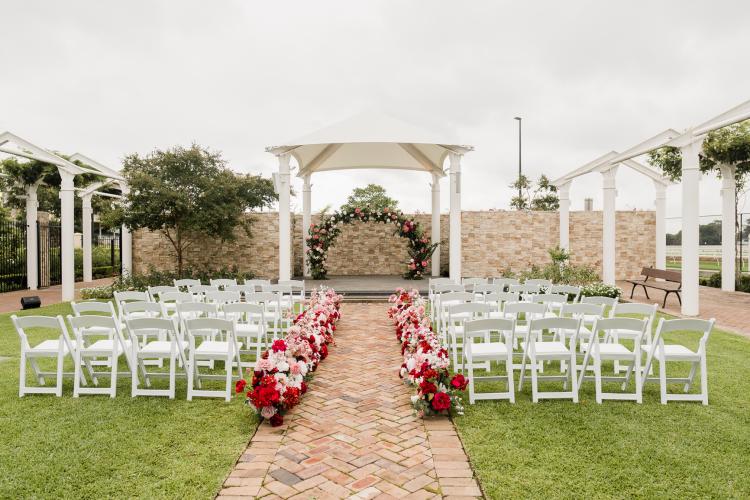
578,317,648,403
159,291,194,318
221,303,266,366
491,277,519,291
12,315,80,397
642,318,714,405
68,314,134,398
431,283,464,321
123,301,167,366
462,277,488,292
428,278,455,315
531,293,569,317
210,278,238,290
176,302,219,368
464,318,516,404
610,302,658,373
279,280,306,311
71,300,119,367
503,301,548,371
174,278,202,290
185,318,239,401
473,283,504,302
265,285,294,336
559,302,606,347
243,279,271,292
509,284,541,301
246,292,283,340
147,285,179,302
113,290,150,324
525,278,552,288
187,284,219,302
446,302,493,369
483,291,520,319
519,317,582,402
125,317,187,399
436,291,474,342
205,290,242,308
549,284,582,303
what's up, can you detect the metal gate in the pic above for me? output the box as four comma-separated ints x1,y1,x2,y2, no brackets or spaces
91,230,121,278
38,222,62,287
0,219,27,293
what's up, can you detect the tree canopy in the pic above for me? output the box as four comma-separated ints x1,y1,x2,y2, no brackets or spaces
341,183,399,212
110,144,276,274
509,174,559,211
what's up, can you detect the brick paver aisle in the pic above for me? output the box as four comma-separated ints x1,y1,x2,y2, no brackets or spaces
218,303,482,499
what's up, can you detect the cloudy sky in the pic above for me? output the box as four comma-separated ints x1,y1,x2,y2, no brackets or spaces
1,0,748,232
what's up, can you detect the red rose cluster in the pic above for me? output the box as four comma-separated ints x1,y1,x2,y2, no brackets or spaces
237,286,342,426
388,288,469,417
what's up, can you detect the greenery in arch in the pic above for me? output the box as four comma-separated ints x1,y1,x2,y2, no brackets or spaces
306,205,438,280
340,183,399,213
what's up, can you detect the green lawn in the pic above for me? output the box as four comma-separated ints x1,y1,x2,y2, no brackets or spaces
667,260,749,272
0,302,256,498
453,316,750,499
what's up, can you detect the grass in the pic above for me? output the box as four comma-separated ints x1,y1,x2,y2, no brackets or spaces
667,260,749,272
0,302,256,499
453,314,750,499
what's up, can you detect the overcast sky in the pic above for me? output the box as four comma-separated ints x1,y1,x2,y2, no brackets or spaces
1,0,748,231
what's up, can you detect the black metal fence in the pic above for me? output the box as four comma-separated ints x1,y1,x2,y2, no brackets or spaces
38,222,62,287
0,219,27,293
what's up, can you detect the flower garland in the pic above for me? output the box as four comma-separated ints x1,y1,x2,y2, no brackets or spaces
307,206,438,280
236,286,343,426
388,288,468,417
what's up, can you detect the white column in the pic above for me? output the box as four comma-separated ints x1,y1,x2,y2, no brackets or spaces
720,164,736,291
119,183,132,276
81,194,93,282
558,181,571,251
431,173,441,277
654,181,667,270
448,152,462,281
25,183,39,290
59,170,76,302
680,139,702,316
302,174,311,277
278,154,291,281
601,167,618,285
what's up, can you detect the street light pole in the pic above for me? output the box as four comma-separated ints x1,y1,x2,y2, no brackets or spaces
514,116,522,201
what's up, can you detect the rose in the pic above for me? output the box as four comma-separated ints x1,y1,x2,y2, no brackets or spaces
235,379,247,394
431,392,451,411
419,380,438,394
450,374,469,391
271,339,287,353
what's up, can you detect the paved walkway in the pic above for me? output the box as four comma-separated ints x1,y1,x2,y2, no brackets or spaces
618,280,750,338
218,303,482,499
0,278,114,314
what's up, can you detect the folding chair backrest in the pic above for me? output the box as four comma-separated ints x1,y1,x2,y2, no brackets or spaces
464,318,515,339
148,286,179,301
278,280,304,290
188,284,218,298
225,284,254,296
530,293,568,305
474,284,504,295
654,318,715,348
123,301,165,319
447,302,493,319
176,302,218,326
509,284,541,295
580,296,618,308
439,291,474,304
68,314,120,339
210,278,238,289
592,317,647,340
525,279,552,287
429,278,454,290
71,301,116,317
613,302,658,319
560,302,605,320
503,301,547,318
160,292,194,304
462,278,487,291
222,303,265,324
246,292,280,305
243,279,271,291
114,290,150,320
491,278,520,290
434,283,464,294
549,285,582,301
205,290,241,305
174,278,202,289
126,317,179,344
184,318,235,341
528,317,581,341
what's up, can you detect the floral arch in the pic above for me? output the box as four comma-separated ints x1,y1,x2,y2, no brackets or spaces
306,206,438,280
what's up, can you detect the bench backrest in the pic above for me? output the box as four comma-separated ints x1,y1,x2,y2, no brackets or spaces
641,267,681,283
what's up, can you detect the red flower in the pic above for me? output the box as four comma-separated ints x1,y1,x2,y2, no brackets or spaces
450,374,469,391
269,413,284,427
420,380,438,394
320,344,328,359
431,392,451,411
235,379,247,394
283,387,301,409
300,381,308,394
271,339,287,352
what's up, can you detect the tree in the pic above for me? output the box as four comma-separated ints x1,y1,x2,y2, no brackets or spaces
341,184,399,212
648,120,750,277
110,144,276,274
509,174,559,211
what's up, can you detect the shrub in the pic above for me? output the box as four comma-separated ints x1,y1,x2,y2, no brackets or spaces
700,272,750,293
580,282,622,298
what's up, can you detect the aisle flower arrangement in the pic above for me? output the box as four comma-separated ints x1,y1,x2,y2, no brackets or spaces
237,286,342,426
388,288,468,417
306,206,438,280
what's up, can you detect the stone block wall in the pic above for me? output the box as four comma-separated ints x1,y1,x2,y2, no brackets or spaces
133,210,654,280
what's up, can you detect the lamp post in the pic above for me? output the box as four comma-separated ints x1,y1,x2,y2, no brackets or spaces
514,116,522,201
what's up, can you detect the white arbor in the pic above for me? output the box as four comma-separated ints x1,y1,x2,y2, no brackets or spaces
0,133,125,301
552,154,674,286
265,111,473,281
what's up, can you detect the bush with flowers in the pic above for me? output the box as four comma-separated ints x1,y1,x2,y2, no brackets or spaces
388,288,468,417
236,286,342,426
306,206,438,280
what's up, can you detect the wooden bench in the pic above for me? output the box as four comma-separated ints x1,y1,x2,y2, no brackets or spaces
626,267,682,308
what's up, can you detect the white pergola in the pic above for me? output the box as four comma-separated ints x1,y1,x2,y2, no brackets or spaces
265,111,473,281
552,153,674,286
0,132,126,302
555,99,750,316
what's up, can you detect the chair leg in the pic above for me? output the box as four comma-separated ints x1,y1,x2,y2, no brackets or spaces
659,358,667,405
29,357,45,385
507,354,515,403
570,352,579,403
593,356,602,404
700,355,708,405
225,353,232,402
131,355,139,397
187,354,194,401
518,352,528,391
73,350,82,398
467,357,475,404
635,352,643,404
685,361,698,392
530,356,539,403
110,351,118,399
169,352,176,400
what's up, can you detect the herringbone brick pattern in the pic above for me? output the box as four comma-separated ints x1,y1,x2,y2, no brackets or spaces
217,303,482,499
